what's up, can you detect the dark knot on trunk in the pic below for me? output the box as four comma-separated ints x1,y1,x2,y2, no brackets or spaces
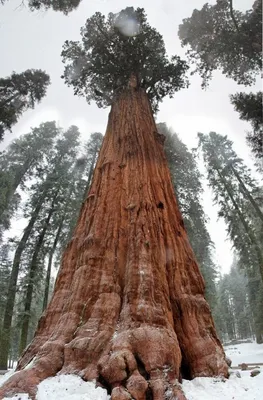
128,73,138,89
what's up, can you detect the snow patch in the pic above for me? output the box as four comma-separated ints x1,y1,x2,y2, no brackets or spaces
182,342,263,400
224,341,263,366
1,342,262,400
37,375,110,400
3,394,30,400
24,356,36,370
0,369,17,387
1,375,109,400
182,373,263,400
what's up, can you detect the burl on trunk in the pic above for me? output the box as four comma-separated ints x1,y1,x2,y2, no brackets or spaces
0,87,228,400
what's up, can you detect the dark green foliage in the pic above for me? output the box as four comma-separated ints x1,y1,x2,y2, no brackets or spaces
0,124,81,365
230,92,262,161
54,132,103,255
198,131,263,282
28,0,81,13
178,0,262,87
198,132,263,342
0,122,59,232
62,7,189,113
17,128,103,350
0,69,50,141
0,0,81,13
0,122,103,364
0,171,20,238
159,123,218,310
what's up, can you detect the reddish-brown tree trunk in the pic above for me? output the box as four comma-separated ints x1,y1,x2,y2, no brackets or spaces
0,88,228,400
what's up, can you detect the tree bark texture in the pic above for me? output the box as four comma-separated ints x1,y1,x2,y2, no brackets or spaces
0,88,228,400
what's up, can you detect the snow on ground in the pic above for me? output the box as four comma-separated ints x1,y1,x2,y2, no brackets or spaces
224,341,263,366
182,341,263,400
0,342,262,399
0,375,110,400
182,373,262,400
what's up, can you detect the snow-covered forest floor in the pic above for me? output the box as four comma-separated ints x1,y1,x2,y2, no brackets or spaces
0,341,262,399
183,342,263,400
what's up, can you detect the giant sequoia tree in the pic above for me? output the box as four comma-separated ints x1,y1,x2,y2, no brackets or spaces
0,8,228,400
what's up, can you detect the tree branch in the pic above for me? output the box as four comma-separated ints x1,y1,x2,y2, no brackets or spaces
229,0,240,32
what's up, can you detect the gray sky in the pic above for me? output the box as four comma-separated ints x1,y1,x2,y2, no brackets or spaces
0,0,260,274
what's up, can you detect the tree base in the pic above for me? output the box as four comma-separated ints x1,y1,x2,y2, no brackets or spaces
0,322,227,399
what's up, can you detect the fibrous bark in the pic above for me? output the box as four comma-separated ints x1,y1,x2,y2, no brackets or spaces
0,87,228,399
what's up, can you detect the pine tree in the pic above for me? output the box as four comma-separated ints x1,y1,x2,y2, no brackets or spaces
230,92,263,163
179,0,262,161
0,70,50,141
178,0,262,87
198,131,263,281
198,131,263,342
41,132,103,312
0,122,59,232
0,8,227,399
0,125,80,369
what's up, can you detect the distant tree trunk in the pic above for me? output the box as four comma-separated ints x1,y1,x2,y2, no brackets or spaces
215,165,263,281
19,192,60,354
42,219,64,312
229,0,240,32
82,146,100,202
0,192,47,370
0,87,228,400
247,277,263,344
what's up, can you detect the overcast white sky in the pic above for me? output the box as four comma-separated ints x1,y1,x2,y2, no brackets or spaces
0,0,260,274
